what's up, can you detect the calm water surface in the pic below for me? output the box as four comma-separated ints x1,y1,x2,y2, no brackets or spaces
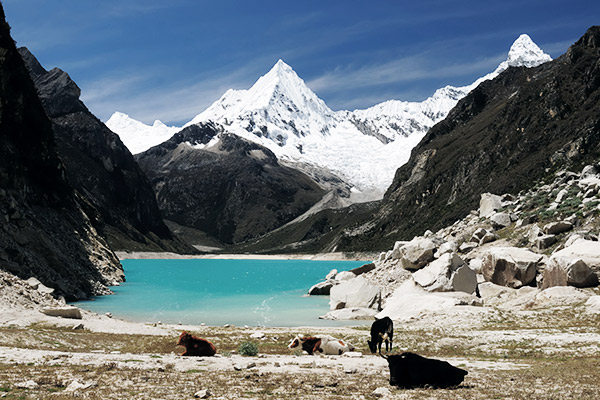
73,258,367,327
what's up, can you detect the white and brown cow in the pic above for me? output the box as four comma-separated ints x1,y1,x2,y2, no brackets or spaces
288,334,354,355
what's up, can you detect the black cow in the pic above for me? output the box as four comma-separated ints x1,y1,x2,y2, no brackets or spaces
368,316,393,354
384,352,467,389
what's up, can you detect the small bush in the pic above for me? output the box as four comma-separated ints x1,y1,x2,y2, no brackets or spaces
238,341,259,356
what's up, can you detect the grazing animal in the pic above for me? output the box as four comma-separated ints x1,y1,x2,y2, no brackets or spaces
177,331,217,356
384,352,468,389
288,334,354,355
368,316,393,354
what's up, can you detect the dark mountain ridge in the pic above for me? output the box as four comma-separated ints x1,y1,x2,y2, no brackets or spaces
136,123,327,245
0,4,123,300
18,47,194,253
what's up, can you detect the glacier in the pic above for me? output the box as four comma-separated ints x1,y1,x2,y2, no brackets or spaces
107,34,552,201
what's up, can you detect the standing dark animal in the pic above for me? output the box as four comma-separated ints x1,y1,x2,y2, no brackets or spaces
384,352,467,389
177,331,217,356
368,316,393,354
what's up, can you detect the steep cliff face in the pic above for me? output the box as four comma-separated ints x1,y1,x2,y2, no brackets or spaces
18,47,194,253
0,5,123,300
340,26,600,251
136,123,326,245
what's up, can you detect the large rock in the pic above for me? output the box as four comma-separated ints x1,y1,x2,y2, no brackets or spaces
481,247,543,288
41,306,82,319
541,239,600,288
329,276,381,311
393,237,436,271
536,234,557,250
413,253,477,294
542,259,598,289
308,280,335,295
543,221,573,235
390,241,408,259
349,263,376,276
434,241,458,258
376,280,482,322
479,193,503,217
490,212,512,229
335,271,357,282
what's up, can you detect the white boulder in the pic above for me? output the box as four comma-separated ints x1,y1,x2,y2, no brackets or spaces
434,240,458,258
325,269,338,280
41,306,82,319
541,239,600,288
335,271,357,282
413,253,477,294
543,221,573,235
394,237,436,271
329,276,381,311
490,212,512,229
376,280,481,322
481,247,543,288
479,193,503,217
308,280,335,295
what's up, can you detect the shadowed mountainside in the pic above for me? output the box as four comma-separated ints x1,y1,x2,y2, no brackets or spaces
0,4,123,300
18,47,194,254
135,123,326,245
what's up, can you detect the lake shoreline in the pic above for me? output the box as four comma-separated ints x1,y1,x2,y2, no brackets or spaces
115,251,376,262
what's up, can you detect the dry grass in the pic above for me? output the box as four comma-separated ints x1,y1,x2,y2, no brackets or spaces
0,317,599,399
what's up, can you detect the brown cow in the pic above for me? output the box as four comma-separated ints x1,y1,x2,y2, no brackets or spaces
177,331,217,356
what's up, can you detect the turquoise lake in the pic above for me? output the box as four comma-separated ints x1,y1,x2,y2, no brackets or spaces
73,258,367,327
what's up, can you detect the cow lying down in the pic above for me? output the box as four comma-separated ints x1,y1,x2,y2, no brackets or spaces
288,334,354,355
177,331,217,357
384,352,467,389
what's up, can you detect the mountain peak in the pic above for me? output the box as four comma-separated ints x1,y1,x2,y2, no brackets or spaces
506,34,552,68
255,58,303,93
273,58,291,71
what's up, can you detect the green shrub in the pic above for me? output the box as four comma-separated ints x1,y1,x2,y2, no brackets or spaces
238,341,259,356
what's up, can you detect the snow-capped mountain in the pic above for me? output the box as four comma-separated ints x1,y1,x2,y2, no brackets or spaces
106,111,180,154
108,34,551,200
187,59,338,145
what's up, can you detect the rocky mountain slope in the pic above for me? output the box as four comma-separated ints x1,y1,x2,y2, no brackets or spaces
17,48,194,253
135,123,326,245
336,26,600,251
109,35,551,201
0,4,123,300
314,162,600,325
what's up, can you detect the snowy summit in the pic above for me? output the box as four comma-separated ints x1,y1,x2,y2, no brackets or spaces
108,35,552,200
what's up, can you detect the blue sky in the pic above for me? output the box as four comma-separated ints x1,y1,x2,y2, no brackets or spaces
2,0,598,125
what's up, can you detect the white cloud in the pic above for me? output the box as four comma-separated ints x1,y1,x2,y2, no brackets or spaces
80,63,259,125
307,53,504,95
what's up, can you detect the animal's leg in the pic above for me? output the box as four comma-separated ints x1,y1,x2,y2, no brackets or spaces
313,339,322,354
